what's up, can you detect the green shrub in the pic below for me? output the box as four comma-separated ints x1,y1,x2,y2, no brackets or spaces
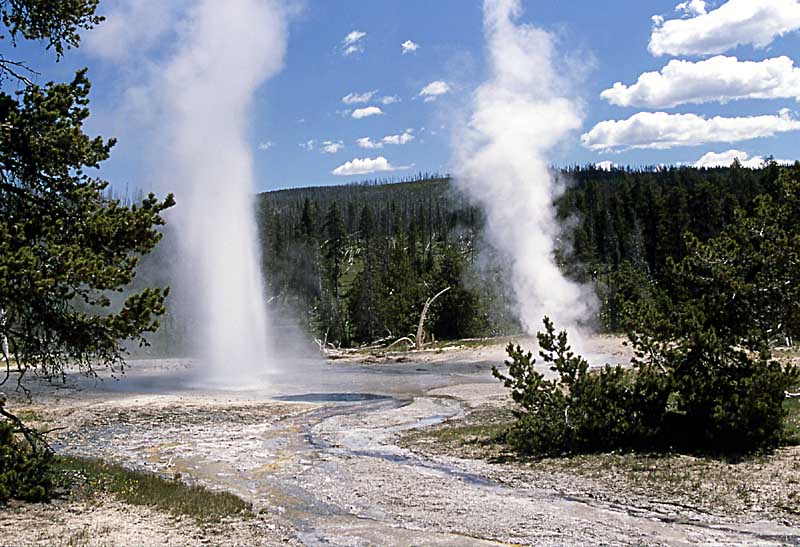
493,317,671,455
568,363,670,451
0,420,53,502
495,342,569,454
497,312,798,457
663,345,796,452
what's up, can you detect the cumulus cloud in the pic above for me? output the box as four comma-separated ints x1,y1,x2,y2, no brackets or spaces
649,0,800,56
380,95,400,105
581,110,800,151
342,30,366,56
601,55,800,108
331,156,408,176
594,161,618,171
352,106,383,119
419,80,451,102
694,149,795,168
676,0,707,17
401,39,419,54
342,90,377,104
299,139,316,151
321,140,344,154
382,129,415,145
355,137,379,149
357,129,415,149
258,141,274,151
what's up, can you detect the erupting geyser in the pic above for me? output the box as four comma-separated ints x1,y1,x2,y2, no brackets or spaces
454,0,596,340
158,0,289,384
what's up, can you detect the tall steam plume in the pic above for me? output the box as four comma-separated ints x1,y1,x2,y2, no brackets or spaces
158,0,288,384
454,0,595,338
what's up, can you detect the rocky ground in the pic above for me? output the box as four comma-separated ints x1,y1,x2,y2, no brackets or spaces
1,337,799,546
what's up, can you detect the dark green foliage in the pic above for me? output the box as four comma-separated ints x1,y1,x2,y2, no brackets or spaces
0,420,53,502
0,69,175,385
432,245,487,339
492,340,569,454
567,363,670,450
0,1,175,385
493,317,671,455
624,164,800,453
256,163,790,346
597,261,654,333
258,174,499,346
0,0,101,59
498,167,800,457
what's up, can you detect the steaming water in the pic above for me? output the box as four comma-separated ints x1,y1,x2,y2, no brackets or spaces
454,0,596,341
158,0,288,385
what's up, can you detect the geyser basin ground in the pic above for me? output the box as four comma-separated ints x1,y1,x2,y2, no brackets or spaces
4,337,799,547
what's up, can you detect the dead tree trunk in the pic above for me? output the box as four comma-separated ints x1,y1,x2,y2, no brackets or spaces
0,309,9,386
416,287,451,350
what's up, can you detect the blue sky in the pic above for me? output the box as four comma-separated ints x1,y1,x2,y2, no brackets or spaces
6,0,800,192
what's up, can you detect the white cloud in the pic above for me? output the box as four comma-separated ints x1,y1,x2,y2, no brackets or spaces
601,55,800,108
343,30,367,56
581,110,800,151
299,139,316,151
401,39,419,54
257,141,274,151
356,137,380,149
357,129,415,149
321,140,344,154
382,129,415,145
342,90,377,105
649,0,800,56
594,161,618,171
331,156,408,176
419,80,451,102
352,106,384,119
694,149,795,168
343,92,398,106
676,0,707,17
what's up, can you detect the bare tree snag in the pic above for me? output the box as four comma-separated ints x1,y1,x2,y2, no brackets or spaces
416,287,451,350
0,308,9,386
386,336,415,350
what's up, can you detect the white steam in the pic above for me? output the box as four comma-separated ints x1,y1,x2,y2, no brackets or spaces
85,0,289,385
156,0,288,384
454,0,595,338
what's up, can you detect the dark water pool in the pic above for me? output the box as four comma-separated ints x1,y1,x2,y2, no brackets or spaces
273,392,392,403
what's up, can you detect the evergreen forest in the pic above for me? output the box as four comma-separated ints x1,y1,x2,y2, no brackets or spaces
255,161,795,348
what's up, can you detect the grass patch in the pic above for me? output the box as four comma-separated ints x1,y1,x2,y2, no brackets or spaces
400,406,516,461
409,422,508,444
14,408,46,423
784,396,800,443
404,404,800,520
55,456,252,523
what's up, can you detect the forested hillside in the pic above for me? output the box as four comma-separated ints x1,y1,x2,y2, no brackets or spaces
256,161,791,347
